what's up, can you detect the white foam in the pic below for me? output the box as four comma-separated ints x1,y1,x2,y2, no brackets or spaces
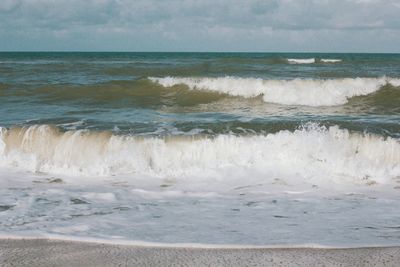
287,58,315,64
149,76,397,106
52,225,91,234
0,234,340,249
321,59,342,63
0,124,399,186
82,192,116,202
389,78,400,87
131,188,219,198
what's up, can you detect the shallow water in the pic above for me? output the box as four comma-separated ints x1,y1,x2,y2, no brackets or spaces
0,52,399,245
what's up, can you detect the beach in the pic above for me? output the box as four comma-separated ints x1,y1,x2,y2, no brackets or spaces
1,238,400,267
0,52,399,261
1,0,400,265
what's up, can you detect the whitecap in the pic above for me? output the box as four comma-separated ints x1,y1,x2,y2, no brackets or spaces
0,124,399,186
149,76,398,106
287,58,315,64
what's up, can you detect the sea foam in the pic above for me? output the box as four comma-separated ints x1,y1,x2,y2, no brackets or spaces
0,124,399,185
287,58,315,64
149,76,399,106
321,59,342,63
287,58,342,63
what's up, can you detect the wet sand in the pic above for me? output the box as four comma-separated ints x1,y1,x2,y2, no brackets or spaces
1,239,399,267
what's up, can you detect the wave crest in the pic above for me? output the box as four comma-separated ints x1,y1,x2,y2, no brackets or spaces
150,76,400,106
320,59,342,63
287,58,315,64
1,124,399,185
287,58,342,64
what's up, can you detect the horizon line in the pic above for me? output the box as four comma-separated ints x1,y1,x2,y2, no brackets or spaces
1,51,400,54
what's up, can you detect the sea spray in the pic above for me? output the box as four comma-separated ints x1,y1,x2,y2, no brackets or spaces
0,124,399,186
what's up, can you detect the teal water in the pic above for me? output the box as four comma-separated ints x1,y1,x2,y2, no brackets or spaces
0,52,400,246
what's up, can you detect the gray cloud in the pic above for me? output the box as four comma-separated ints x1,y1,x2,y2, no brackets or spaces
0,0,399,51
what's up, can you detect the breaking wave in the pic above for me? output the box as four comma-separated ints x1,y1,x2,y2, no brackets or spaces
0,124,399,185
6,77,399,108
287,58,342,64
287,58,315,64
149,76,400,106
320,59,342,63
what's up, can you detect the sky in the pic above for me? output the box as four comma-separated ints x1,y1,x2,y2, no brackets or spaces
0,0,400,52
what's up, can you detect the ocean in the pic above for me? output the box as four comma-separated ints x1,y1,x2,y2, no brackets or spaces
0,52,399,246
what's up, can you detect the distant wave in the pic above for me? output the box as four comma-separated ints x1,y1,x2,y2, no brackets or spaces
0,124,399,185
149,76,400,106
287,58,315,64
320,59,342,63
286,58,342,64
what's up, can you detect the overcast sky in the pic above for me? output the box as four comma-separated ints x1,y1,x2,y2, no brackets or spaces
1,0,399,52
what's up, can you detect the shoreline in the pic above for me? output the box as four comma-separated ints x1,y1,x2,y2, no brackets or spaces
2,234,398,249
1,238,399,267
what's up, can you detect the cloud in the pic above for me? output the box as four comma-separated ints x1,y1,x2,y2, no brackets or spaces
0,0,21,12
0,0,399,51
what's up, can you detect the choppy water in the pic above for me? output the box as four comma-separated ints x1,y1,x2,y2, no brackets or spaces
0,52,399,246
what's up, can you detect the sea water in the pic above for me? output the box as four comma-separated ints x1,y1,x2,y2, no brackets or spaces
0,52,399,246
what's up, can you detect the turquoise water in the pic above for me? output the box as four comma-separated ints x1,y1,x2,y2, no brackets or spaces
0,52,399,246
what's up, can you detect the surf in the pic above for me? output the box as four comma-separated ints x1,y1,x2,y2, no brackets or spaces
0,124,399,186
149,76,400,106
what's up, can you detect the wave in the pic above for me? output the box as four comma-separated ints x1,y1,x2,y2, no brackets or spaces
0,124,399,185
320,59,342,63
287,58,315,64
6,79,228,108
149,76,400,106
388,78,400,87
4,77,399,108
347,84,400,114
287,58,342,64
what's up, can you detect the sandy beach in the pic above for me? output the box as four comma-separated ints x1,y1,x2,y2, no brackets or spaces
0,239,399,267
1,0,400,265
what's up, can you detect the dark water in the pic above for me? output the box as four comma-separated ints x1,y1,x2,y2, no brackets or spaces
0,52,399,137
